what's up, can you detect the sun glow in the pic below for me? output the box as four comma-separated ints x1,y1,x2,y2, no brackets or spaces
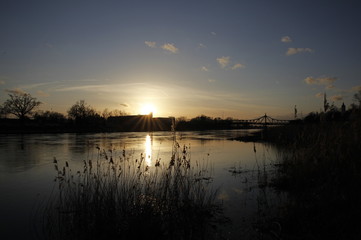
140,103,156,115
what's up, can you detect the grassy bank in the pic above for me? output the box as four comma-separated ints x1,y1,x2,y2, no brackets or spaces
44,139,223,240
269,111,361,239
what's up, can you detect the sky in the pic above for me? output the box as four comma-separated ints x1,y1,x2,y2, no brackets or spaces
1,0,361,119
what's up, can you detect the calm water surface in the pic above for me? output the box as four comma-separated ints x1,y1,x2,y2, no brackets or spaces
0,130,282,239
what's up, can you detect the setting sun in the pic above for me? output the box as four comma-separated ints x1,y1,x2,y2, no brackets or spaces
140,103,156,115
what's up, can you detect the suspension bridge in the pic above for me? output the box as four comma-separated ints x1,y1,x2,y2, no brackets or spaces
231,114,290,128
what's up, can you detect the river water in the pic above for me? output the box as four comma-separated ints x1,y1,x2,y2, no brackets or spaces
0,130,282,239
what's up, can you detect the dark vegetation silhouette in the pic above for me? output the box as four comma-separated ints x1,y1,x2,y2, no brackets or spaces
1,92,41,120
44,136,224,240
262,99,361,239
2,91,361,239
1,91,361,134
1,95,241,133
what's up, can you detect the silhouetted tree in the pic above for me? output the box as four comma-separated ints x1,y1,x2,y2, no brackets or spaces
102,108,127,119
67,100,100,125
353,90,361,108
303,112,320,123
0,104,6,118
34,110,66,123
2,92,41,119
68,100,97,119
323,93,329,112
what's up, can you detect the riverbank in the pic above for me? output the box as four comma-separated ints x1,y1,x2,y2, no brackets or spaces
253,112,361,239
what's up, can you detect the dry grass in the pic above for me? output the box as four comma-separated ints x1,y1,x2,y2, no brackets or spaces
271,113,361,239
44,138,223,240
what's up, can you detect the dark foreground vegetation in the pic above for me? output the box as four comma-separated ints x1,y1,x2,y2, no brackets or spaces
44,138,224,240
261,108,361,239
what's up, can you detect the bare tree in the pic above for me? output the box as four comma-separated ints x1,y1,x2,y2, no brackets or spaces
2,92,41,119
354,90,361,108
323,93,329,112
67,100,98,121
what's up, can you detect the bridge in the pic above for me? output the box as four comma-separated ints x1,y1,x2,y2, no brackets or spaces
231,114,290,128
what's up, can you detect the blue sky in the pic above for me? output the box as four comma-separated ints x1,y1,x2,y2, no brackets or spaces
1,0,360,119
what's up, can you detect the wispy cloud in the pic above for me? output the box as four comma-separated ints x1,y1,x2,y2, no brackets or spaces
315,92,324,98
201,66,209,72
211,32,216,35
161,43,179,53
55,84,110,92
231,63,245,70
304,76,336,87
286,47,314,56
217,56,230,68
145,41,156,48
37,90,50,97
5,88,26,95
208,79,216,83
281,36,292,43
120,103,129,107
199,43,206,48
331,95,343,101
0,80,5,85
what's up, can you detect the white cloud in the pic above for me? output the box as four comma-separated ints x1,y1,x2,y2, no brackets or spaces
217,56,230,68
201,66,209,72
286,47,314,56
304,76,336,86
211,32,216,35
231,63,245,70
281,36,292,43
331,95,343,101
216,57,244,70
161,43,179,53
199,43,206,48
145,41,156,48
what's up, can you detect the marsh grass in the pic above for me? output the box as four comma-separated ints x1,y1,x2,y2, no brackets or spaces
271,115,361,239
44,138,223,240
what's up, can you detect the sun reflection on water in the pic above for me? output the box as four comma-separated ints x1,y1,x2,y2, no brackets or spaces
145,134,152,166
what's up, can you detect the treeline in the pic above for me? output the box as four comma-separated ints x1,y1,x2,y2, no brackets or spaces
175,115,235,130
0,94,237,133
0,112,237,133
2,91,361,133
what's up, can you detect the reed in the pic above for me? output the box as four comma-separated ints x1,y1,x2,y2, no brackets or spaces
271,113,361,239
44,139,222,240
